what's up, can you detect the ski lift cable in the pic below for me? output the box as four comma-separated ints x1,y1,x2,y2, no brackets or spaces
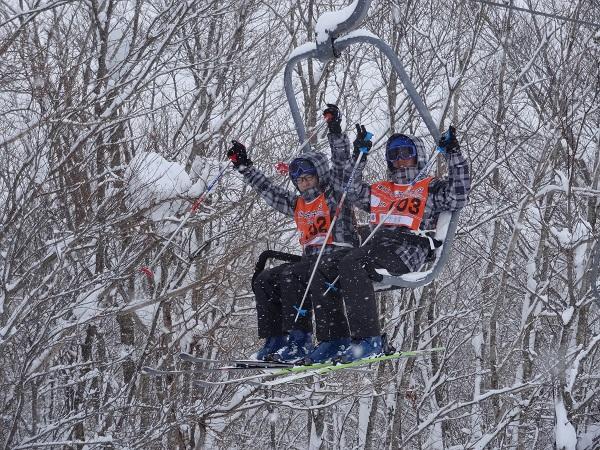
471,0,600,29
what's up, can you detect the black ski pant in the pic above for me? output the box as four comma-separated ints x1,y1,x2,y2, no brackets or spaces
252,260,314,338
281,250,352,342
311,243,409,339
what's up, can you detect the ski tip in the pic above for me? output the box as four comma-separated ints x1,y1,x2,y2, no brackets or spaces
140,267,154,279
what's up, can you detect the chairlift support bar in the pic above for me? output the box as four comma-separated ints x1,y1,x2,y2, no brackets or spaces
378,210,459,289
284,0,440,147
284,0,459,289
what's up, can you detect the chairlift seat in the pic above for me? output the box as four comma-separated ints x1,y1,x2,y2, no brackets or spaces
373,210,460,290
253,209,460,291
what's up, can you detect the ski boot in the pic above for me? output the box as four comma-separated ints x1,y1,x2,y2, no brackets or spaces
302,337,351,365
337,335,382,363
268,329,313,363
251,335,288,361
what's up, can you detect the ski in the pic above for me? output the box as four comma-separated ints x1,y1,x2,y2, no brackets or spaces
192,347,444,386
141,365,240,376
141,366,198,376
141,365,278,376
142,362,295,376
142,355,295,378
230,360,295,369
258,347,444,386
190,360,353,386
178,352,295,368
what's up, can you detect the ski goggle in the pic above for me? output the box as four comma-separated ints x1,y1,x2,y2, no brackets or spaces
386,144,417,161
386,136,417,162
289,158,317,180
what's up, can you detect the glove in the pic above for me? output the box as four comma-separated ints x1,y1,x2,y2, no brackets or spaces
227,140,252,168
323,104,342,134
437,126,460,154
353,124,373,161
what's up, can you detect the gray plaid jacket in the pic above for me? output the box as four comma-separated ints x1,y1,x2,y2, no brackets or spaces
237,133,359,256
348,134,471,272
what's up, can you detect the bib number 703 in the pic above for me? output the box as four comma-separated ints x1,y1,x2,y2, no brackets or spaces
396,197,421,215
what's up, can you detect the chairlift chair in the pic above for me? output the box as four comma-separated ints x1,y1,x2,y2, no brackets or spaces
272,0,463,289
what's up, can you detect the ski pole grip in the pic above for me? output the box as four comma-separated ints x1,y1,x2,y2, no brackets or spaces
359,132,373,153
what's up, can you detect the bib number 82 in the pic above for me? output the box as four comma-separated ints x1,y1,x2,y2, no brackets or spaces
308,216,328,237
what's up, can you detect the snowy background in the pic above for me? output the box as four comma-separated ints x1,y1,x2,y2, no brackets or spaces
1,0,599,448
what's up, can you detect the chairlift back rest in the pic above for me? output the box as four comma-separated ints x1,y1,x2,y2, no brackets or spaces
252,250,302,283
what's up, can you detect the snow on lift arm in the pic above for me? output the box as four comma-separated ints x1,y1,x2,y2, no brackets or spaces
283,0,462,288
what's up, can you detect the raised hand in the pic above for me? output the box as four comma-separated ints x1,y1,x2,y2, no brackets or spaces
323,104,342,134
227,140,253,168
353,124,373,160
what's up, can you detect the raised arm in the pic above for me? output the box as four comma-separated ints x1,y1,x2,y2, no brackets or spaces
228,141,297,216
327,133,352,195
345,124,372,213
323,104,352,196
429,127,471,212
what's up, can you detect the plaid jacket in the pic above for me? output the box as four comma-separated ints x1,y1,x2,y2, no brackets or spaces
348,135,471,272
238,133,359,255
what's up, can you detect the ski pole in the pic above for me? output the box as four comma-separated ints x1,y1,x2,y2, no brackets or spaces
322,144,445,295
293,134,372,322
275,121,328,175
294,120,327,155
140,161,229,279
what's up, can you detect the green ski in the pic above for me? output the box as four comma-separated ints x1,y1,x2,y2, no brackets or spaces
258,347,445,387
193,348,444,387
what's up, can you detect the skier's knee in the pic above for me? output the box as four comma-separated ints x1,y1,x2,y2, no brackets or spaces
339,253,359,274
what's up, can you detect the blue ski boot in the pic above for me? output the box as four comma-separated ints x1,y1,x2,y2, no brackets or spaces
268,329,313,363
338,336,382,363
303,338,351,365
251,335,288,361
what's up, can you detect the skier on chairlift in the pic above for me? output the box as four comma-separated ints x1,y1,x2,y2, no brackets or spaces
301,124,471,363
227,104,358,362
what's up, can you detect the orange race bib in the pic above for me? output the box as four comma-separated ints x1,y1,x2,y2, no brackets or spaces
369,178,433,230
294,193,333,249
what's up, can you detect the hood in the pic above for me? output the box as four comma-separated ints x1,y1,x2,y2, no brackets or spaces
291,151,330,193
386,134,428,184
